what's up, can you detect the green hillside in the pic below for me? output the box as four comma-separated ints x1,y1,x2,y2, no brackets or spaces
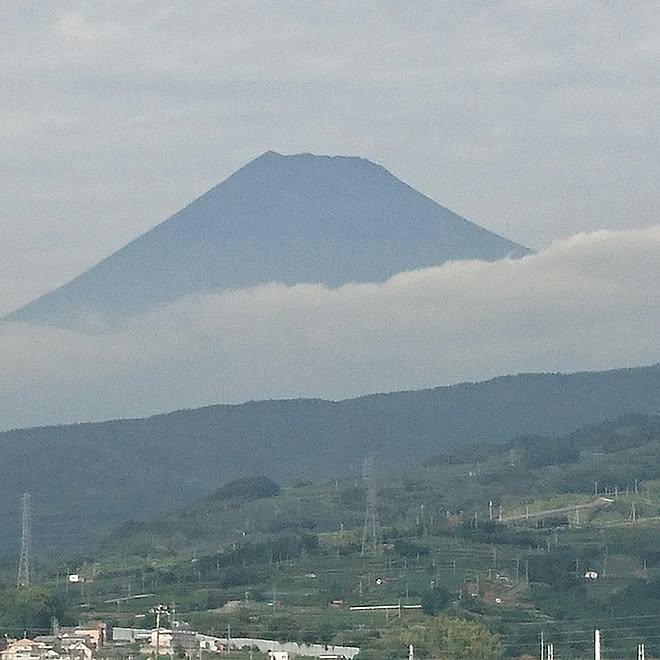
1,363,659,555
5,415,660,658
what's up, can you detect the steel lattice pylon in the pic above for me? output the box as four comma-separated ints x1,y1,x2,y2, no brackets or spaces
17,493,31,588
361,455,380,555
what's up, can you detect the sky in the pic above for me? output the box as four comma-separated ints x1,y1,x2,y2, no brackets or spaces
1,1,659,315
1,2,659,429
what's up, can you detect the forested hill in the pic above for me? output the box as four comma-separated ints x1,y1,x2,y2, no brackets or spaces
1,363,659,554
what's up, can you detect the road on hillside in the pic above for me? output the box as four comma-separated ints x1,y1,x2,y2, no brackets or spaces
501,497,613,523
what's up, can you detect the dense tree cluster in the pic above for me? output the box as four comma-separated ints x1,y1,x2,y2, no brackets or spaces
210,476,281,501
0,586,69,634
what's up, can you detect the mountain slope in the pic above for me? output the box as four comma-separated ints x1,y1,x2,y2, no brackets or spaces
5,152,529,326
1,363,658,554
89,414,660,660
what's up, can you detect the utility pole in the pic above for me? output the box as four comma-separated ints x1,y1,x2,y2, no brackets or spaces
525,559,529,584
155,612,160,660
17,493,32,588
152,604,169,660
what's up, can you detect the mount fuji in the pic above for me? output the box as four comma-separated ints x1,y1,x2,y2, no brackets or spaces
5,151,529,327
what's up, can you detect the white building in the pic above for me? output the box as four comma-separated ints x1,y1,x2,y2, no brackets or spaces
111,628,151,644
149,629,174,655
269,652,289,660
60,642,92,660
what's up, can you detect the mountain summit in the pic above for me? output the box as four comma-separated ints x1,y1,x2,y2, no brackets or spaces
6,151,529,326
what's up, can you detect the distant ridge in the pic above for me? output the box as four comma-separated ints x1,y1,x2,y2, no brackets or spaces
1,362,658,554
5,151,529,327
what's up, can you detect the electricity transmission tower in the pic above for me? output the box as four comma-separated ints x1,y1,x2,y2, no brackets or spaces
17,493,32,588
361,455,380,555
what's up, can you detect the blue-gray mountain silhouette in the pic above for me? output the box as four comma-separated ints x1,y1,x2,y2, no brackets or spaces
6,151,529,326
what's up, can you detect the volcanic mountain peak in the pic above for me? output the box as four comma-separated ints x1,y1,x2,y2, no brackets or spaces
6,152,529,327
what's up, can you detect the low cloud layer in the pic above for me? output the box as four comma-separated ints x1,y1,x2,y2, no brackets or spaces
1,225,658,431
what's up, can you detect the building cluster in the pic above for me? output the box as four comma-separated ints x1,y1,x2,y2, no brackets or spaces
0,622,357,660
112,626,225,655
1,623,106,660
114,627,358,659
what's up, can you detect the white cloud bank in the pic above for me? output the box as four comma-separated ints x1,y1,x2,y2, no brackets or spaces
1,225,658,431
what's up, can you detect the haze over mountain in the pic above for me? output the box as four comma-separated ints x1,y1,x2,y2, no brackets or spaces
5,151,528,327
1,363,659,554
